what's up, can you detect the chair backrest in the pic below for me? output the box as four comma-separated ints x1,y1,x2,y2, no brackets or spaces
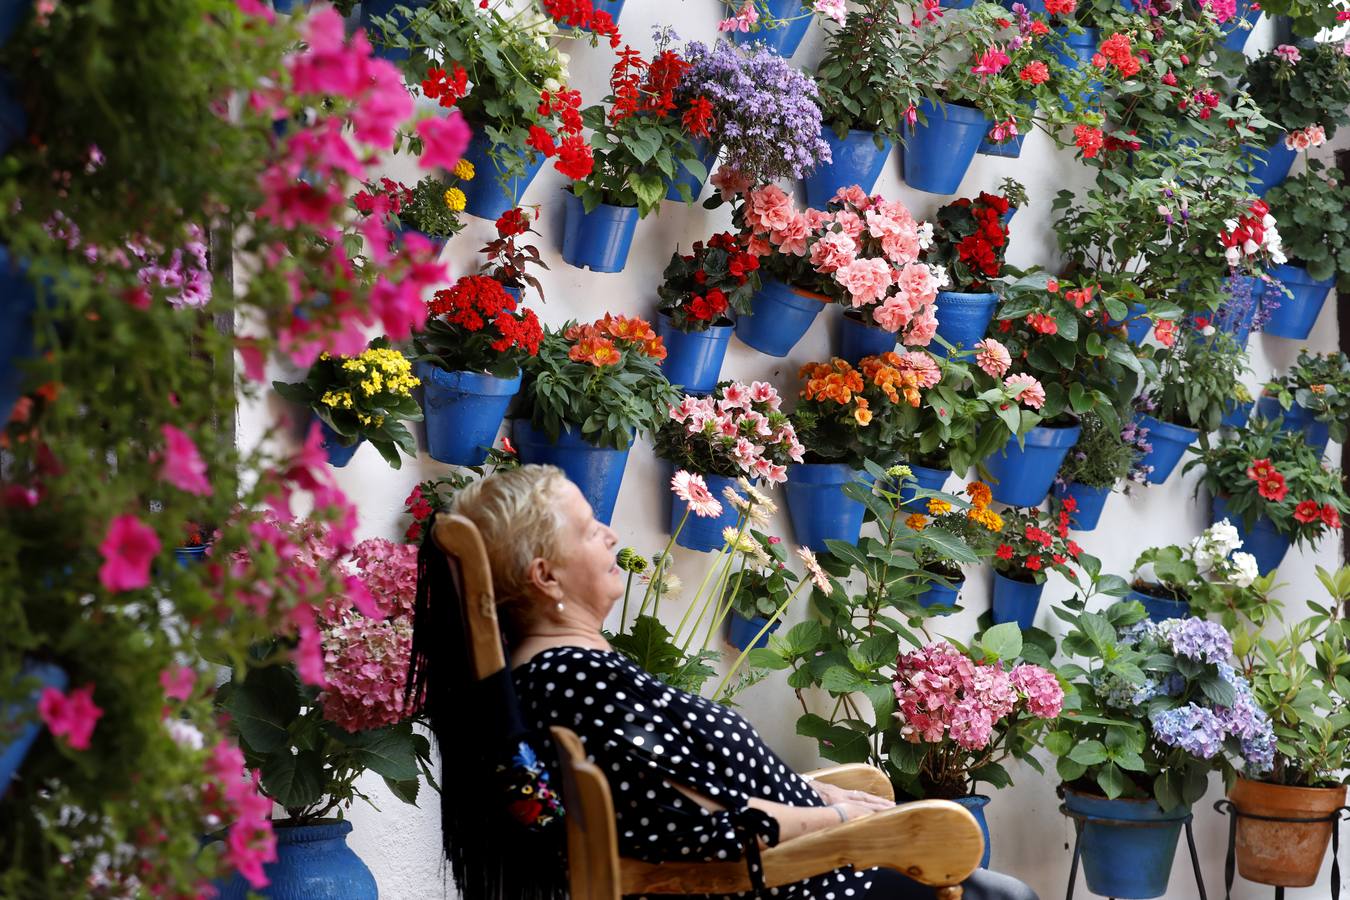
430,512,623,900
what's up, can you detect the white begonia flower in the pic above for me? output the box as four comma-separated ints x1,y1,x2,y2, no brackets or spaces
1229,552,1259,588
1207,519,1243,555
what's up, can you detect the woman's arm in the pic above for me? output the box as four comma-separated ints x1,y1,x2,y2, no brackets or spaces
670,783,882,843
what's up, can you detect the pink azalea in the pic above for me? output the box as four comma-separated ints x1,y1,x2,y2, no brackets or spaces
745,184,795,233
974,338,1012,377
715,413,740,438
833,208,866,239
733,437,760,468
748,380,780,408
160,424,212,496
832,185,871,208
719,381,753,411
1003,373,1046,409
835,257,893,307
98,514,162,592
670,396,702,423
893,263,940,307
160,665,197,702
753,457,787,484
743,410,774,437
416,110,473,171
38,685,103,751
671,470,724,518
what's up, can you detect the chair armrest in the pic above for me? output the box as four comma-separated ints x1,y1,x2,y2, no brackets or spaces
802,764,895,802
619,799,983,896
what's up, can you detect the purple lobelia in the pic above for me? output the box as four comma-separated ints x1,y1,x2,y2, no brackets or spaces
676,40,831,185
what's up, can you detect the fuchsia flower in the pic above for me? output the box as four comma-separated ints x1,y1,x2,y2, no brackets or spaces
971,46,1012,79
160,424,212,496
671,470,724,518
1003,373,1046,409
98,514,162,592
416,110,473,170
974,338,1012,377
38,685,103,751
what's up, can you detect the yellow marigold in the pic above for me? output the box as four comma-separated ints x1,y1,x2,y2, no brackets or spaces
926,498,952,516
905,513,928,531
966,481,993,509
968,506,1004,532
444,187,467,212
854,407,873,426
452,159,475,180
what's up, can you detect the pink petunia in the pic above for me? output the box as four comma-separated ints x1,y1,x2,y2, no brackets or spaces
416,110,473,171
236,0,275,22
160,424,212,496
160,665,197,702
98,514,162,592
38,685,103,751
974,338,1012,377
1003,373,1046,409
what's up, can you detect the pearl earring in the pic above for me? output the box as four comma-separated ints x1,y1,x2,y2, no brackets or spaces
556,600,565,613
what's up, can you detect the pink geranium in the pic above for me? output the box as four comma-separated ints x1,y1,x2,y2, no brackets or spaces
38,685,103,751
160,424,212,496
98,514,162,592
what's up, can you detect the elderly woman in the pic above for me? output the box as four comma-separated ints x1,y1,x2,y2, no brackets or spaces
410,465,1038,900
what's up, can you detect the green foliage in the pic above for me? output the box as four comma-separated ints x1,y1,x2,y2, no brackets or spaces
1148,329,1250,433
1260,348,1350,444
1056,410,1139,489
1265,161,1350,289
609,614,719,696
399,174,471,239
1243,43,1350,136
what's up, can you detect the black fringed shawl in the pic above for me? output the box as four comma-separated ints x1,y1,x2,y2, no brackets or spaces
405,531,568,900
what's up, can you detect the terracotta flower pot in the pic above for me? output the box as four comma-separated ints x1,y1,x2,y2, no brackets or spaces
1230,778,1348,887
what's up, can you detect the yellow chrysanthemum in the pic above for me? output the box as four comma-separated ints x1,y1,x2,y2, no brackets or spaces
453,159,475,180
905,513,928,531
444,187,467,212
926,498,952,516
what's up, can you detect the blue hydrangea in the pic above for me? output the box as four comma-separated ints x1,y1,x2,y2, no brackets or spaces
1093,670,1172,710
1213,663,1277,774
1117,618,1161,647
1162,617,1233,663
1151,704,1228,759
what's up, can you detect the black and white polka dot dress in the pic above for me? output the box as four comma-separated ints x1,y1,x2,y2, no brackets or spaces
513,646,876,900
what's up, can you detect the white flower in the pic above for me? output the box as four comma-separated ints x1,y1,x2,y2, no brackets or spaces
166,719,204,750
1229,552,1259,588
1206,519,1243,556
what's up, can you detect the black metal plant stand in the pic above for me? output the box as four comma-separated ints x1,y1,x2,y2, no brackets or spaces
1059,803,1207,900
1213,799,1350,900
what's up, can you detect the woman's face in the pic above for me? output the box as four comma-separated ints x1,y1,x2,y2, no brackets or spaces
540,480,624,620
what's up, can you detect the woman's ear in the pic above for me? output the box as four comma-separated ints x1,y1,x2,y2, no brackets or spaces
525,555,562,601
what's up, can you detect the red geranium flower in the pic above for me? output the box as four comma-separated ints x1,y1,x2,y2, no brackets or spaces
996,544,1014,560
1024,554,1043,571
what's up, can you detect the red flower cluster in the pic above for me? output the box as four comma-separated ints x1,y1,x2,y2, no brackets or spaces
352,177,412,218
422,65,468,109
1220,199,1271,259
606,44,711,137
496,207,530,239
528,88,593,180
1026,312,1057,334
1179,88,1221,119
1019,61,1050,85
403,484,435,542
428,276,543,354
953,193,1010,281
1074,124,1104,158
682,96,715,138
542,0,621,46
1093,33,1140,77
1246,457,1288,502
1102,131,1142,154
1044,0,1076,13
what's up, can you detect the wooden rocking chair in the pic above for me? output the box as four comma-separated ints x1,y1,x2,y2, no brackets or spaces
433,512,984,899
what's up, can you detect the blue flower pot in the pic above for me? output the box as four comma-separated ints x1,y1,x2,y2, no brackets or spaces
727,611,781,651
1218,0,1260,53
418,362,522,467
318,419,363,468
784,463,872,551
943,0,975,7
560,191,640,273
734,279,826,357
1002,207,1017,228
1,660,67,801
984,423,1081,508
953,795,992,868
1054,28,1101,113
1053,481,1111,531
1255,395,1330,455
512,419,632,525
903,99,991,195
803,129,893,209
1264,263,1334,340
670,471,745,552
1246,136,1297,197
1213,496,1291,576
213,821,377,900
0,245,36,424
390,222,449,257
360,0,431,61
1134,413,1197,485
898,464,951,509
175,545,211,567
917,576,963,613
932,291,999,357
657,313,733,395
730,0,813,56
0,0,31,47
1063,791,1189,900
1129,588,1188,623
1221,398,1254,429
991,572,1043,630
665,139,719,202
837,310,896,363
460,130,547,222
1105,302,1150,345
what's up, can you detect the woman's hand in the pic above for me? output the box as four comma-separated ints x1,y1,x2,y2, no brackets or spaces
811,780,895,814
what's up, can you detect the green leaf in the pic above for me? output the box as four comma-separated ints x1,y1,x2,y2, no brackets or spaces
1096,762,1130,799
346,728,421,782
820,665,868,694
261,749,325,810
384,776,420,805
1069,740,1109,765
1044,731,1073,757
224,665,300,754
981,622,1024,662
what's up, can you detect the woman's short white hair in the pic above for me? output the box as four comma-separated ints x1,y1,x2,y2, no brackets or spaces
450,464,570,607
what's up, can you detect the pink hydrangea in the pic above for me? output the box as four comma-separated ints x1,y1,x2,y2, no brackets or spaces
974,338,1012,377
319,615,414,732
1010,664,1064,718
345,538,419,620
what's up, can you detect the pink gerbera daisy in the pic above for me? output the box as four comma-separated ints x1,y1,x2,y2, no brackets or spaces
671,470,724,518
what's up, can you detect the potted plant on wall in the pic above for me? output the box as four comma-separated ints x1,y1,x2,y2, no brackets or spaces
721,0,843,57
1228,567,1350,892
1128,521,1267,623
1051,410,1145,531
988,505,1081,629
563,40,711,272
925,192,1012,356
654,232,760,393
512,314,678,524
411,275,543,467
653,381,803,551
908,481,1005,611
668,39,831,200
352,171,474,256
272,338,424,469
1241,43,1350,195
723,530,801,651
1261,161,1350,339
479,206,549,302
1184,416,1350,575
1257,350,1350,456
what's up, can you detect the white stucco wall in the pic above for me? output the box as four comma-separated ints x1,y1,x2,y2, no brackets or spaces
238,7,1349,898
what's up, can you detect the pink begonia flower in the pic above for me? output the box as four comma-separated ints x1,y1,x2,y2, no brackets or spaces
417,111,473,171
745,184,795,233
903,305,939,347
832,185,871,208
813,0,847,25
98,514,162,592
236,0,275,22
717,1,758,32
1003,373,1046,409
1273,44,1300,64
710,166,752,200
38,685,103,751
160,424,212,496
772,212,811,257
160,665,197,702
975,338,1012,377
836,257,893,307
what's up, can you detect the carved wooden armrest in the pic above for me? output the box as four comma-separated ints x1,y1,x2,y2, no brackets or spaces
620,799,984,897
802,763,896,802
